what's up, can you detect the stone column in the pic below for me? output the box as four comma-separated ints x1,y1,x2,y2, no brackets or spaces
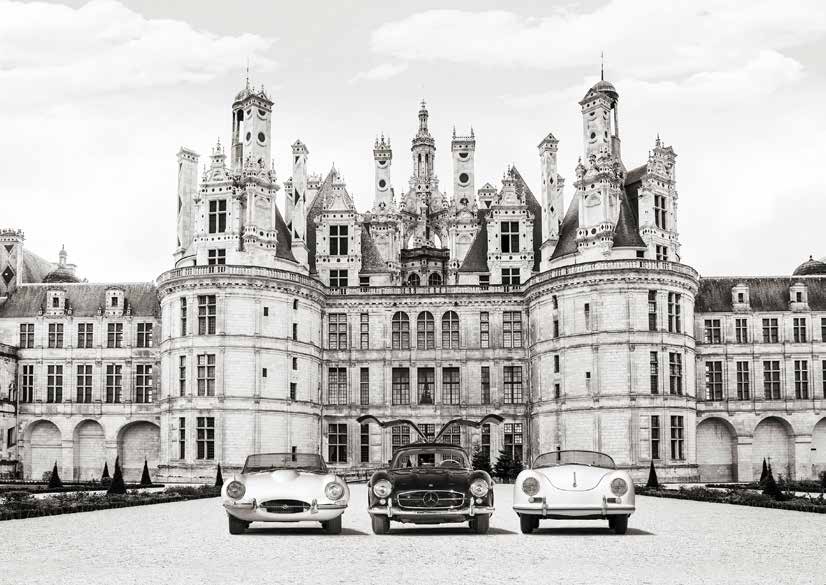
736,436,753,482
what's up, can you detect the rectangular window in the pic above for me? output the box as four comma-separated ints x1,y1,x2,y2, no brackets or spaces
327,367,347,405
105,364,122,403
480,423,491,462
136,322,153,348
479,274,490,289
48,323,64,349
179,417,186,460
554,383,560,399
359,368,369,406
655,245,668,261
207,199,227,234
442,367,460,405
553,355,560,374
481,366,490,405
46,365,63,403
360,424,370,463
77,323,93,349
822,318,826,342
648,291,657,331
360,276,370,289
500,221,519,253
667,293,681,333
704,319,722,344
180,297,188,336
762,318,779,343
391,425,411,454
19,364,34,403
654,194,667,230
328,313,347,350
650,351,659,394
503,365,523,404
669,353,683,395
392,368,410,405
198,295,217,335
504,423,523,462
135,364,153,403
417,367,434,404
292,357,298,370
207,249,226,265
503,311,522,348
179,356,186,397
197,354,216,397
584,303,591,331
290,382,296,400
823,360,826,398
651,415,660,460
19,323,34,349
794,360,809,399
328,423,347,463
329,269,348,288
441,424,461,445
421,424,435,442
76,364,93,403
705,361,723,401
480,312,490,348
763,360,781,399
736,362,750,400
670,416,685,460
501,267,520,286
793,318,807,343
106,323,123,348
735,318,748,344
292,323,298,341
329,225,349,256
417,315,435,350
263,306,269,317
553,319,559,338
196,417,215,460
360,313,369,349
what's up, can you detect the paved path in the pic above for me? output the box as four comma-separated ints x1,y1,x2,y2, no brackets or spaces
1,484,824,585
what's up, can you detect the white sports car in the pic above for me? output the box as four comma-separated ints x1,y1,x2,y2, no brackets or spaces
221,453,350,534
513,450,635,534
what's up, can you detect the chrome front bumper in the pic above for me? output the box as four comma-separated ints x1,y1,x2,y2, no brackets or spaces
223,498,348,522
514,495,634,517
370,498,493,518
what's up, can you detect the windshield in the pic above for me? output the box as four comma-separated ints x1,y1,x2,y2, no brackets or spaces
533,450,616,469
390,446,470,470
242,453,327,474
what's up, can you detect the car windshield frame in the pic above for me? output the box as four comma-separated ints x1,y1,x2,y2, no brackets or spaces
242,453,328,474
533,450,616,469
389,445,471,470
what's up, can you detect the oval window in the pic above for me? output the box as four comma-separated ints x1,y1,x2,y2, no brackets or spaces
378,179,387,189
458,172,469,185
245,131,252,142
258,132,266,143
258,109,267,117
590,132,596,139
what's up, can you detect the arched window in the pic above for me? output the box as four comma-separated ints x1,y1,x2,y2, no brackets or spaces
417,311,435,349
428,272,442,286
407,273,420,287
442,311,459,349
392,312,410,350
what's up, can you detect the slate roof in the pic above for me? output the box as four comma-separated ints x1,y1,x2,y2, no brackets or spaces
20,250,55,284
305,170,336,274
696,277,826,313
793,257,826,276
274,204,297,264
0,282,159,318
458,214,489,272
359,225,388,274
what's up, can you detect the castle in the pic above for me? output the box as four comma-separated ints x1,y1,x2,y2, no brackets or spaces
1,76,824,483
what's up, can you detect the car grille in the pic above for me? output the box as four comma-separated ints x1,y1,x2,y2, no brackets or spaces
260,499,310,514
396,490,465,510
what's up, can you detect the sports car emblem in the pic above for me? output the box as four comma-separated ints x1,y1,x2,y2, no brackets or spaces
423,492,440,507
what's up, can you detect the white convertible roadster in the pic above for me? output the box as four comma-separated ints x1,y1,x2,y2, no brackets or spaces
512,450,635,534
221,453,350,534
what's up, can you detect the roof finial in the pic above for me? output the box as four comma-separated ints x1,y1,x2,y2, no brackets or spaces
600,50,604,81
245,58,250,89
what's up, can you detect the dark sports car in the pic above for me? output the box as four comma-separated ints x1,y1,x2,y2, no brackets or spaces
367,442,494,534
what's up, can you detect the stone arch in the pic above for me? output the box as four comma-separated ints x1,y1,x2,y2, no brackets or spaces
753,416,794,480
73,419,105,481
696,417,738,482
117,421,160,481
812,417,826,478
25,420,61,480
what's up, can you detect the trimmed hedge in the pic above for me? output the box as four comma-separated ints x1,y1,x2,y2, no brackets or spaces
0,485,221,521
0,483,165,495
636,485,826,514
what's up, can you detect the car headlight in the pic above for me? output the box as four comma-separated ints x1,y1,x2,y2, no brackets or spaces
226,480,245,500
521,477,540,496
610,478,628,496
469,479,489,497
372,479,393,498
325,482,345,501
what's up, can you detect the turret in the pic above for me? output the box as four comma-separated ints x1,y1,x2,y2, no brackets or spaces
637,135,680,261
0,229,24,299
175,147,199,261
290,140,309,266
231,78,274,171
538,132,564,270
373,134,393,210
411,100,435,185
451,127,475,203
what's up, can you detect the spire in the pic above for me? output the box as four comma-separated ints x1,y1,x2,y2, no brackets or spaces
58,245,67,267
418,99,430,134
600,50,604,81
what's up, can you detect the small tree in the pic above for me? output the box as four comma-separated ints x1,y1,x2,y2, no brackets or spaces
471,445,492,475
107,456,126,495
215,463,225,488
139,459,153,487
762,464,783,500
646,460,660,489
759,458,769,484
47,461,63,489
101,461,111,485
493,448,514,482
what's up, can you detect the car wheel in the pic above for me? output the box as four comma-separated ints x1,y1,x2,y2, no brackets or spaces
371,515,390,535
470,515,490,534
519,514,537,534
610,515,629,535
323,515,343,535
228,515,249,535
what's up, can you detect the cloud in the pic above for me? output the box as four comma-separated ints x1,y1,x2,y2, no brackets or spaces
349,62,408,83
0,0,276,107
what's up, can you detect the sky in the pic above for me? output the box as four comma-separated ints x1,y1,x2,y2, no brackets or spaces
1,0,825,282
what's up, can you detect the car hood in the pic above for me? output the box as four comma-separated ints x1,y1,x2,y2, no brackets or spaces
387,468,472,492
535,465,613,491
239,469,338,494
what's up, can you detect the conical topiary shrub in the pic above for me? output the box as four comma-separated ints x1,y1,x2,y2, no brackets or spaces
215,463,224,488
101,461,111,485
646,460,660,489
762,464,782,500
47,462,63,489
139,459,153,487
107,456,126,495
759,458,769,484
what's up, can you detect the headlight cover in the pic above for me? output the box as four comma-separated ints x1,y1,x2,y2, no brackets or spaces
522,477,540,496
469,479,489,497
610,477,628,496
373,479,393,498
325,481,345,501
226,480,245,500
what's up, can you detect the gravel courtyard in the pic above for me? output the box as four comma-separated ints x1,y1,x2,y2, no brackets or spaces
1,484,824,585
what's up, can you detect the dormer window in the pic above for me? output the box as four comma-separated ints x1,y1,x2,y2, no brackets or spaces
106,288,125,315
329,225,349,256
732,284,750,311
111,296,118,307
46,289,66,315
790,282,808,309
52,296,60,308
